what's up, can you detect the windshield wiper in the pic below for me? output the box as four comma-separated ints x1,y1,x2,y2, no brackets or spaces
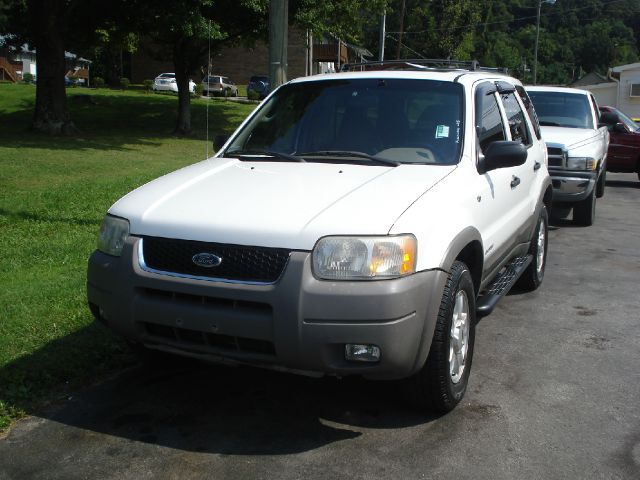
297,150,400,167
226,149,306,163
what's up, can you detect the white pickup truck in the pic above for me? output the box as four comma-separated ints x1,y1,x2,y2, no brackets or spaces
88,63,552,413
526,86,610,226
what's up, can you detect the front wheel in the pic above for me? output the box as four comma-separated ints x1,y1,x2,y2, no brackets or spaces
516,205,548,291
573,187,596,226
404,261,476,413
596,170,606,198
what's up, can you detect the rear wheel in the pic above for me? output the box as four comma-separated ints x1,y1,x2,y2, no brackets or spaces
516,205,548,291
404,261,476,413
573,188,596,226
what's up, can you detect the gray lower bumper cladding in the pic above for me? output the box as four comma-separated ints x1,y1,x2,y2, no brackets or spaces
87,236,447,380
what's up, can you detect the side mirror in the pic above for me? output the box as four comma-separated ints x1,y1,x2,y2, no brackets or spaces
613,123,628,133
599,111,618,126
478,141,527,174
214,134,229,152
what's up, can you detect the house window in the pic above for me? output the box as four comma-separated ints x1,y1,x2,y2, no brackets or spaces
629,83,640,97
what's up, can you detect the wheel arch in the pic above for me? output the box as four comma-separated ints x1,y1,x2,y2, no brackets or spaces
440,226,483,297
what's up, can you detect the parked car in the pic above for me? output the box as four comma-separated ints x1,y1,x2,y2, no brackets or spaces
526,86,609,226
88,62,552,413
247,75,269,99
598,106,640,181
202,75,238,97
152,73,196,93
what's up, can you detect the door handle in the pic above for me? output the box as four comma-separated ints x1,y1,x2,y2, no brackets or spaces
534,161,541,171
510,176,521,189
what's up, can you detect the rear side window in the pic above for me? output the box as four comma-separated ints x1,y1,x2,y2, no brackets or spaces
516,86,542,140
475,83,506,153
501,92,532,146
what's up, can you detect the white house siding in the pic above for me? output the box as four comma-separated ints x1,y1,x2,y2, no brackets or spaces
616,68,640,119
581,82,617,108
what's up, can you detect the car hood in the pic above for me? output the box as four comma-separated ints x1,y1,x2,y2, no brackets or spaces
110,157,455,250
540,126,600,150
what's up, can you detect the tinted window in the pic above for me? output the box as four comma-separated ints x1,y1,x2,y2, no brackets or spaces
226,79,465,165
476,84,505,152
204,76,222,83
516,86,541,140
501,92,531,145
527,91,594,129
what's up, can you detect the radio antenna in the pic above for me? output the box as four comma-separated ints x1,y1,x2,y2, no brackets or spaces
205,19,211,159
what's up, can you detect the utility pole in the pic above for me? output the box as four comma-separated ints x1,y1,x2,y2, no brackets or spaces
395,0,406,60
269,0,288,90
533,0,556,85
378,10,386,61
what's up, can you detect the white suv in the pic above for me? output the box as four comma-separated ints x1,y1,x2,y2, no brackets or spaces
88,62,552,413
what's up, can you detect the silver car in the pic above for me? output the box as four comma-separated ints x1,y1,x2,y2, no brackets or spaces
202,75,238,97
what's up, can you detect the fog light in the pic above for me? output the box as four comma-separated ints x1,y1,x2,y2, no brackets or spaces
345,344,381,363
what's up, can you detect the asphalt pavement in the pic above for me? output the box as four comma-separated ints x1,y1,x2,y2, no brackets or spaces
1,172,639,480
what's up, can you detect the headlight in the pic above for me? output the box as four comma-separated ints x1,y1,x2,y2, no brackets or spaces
97,215,130,256
566,157,596,171
312,235,417,280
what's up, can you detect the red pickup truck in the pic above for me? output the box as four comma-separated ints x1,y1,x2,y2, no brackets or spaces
599,106,640,181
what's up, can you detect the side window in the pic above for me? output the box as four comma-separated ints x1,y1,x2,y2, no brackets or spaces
475,84,506,153
501,92,532,146
515,85,542,140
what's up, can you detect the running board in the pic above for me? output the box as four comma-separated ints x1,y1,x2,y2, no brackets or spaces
476,255,532,319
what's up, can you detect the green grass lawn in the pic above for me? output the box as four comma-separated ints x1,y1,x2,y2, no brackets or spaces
0,84,256,432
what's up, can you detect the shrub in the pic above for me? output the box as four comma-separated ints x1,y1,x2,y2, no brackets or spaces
22,73,34,83
93,76,105,88
142,79,153,93
247,90,260,101
194,83,204,96
120,77,130,90
68,76,78,88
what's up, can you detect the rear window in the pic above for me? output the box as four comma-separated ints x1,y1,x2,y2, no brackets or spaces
250,76,268,83
159,73,174,78
528,91,594,129
204,76,222,83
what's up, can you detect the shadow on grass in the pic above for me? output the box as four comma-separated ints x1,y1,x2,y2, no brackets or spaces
0,91,251,153
0,208,100,227
0,321,440,456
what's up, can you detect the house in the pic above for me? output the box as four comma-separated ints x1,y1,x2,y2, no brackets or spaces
0,35,91,84
575,62,640,119
129,29,371,85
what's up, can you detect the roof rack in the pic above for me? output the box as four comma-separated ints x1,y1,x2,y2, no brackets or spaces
340,59,509,75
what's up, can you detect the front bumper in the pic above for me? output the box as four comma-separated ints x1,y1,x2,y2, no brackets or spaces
87,236,447,380
549,168,597,204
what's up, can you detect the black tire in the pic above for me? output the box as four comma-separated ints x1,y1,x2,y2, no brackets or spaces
573,187,596,226
516,205,548,291
404,261,476,413
596,170,606,198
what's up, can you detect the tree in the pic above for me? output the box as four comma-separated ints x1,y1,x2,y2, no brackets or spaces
126,0,268,135
2,0,128,134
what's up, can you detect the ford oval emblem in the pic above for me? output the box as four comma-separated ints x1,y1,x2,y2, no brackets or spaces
192,252,222,268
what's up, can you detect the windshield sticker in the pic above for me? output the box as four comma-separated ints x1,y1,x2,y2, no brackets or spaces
435,125,450,139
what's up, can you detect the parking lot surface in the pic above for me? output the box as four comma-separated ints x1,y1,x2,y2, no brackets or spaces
1,172,639,480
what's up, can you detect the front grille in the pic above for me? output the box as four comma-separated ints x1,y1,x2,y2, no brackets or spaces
142,321,276,356
547,146,565,168
141,237,291,283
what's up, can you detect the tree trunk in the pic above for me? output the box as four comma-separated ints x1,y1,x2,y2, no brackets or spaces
173,38,192,135
27,0,76,135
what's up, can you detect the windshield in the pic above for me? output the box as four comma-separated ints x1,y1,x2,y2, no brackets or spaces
527,91,594,129
225,78,464,165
